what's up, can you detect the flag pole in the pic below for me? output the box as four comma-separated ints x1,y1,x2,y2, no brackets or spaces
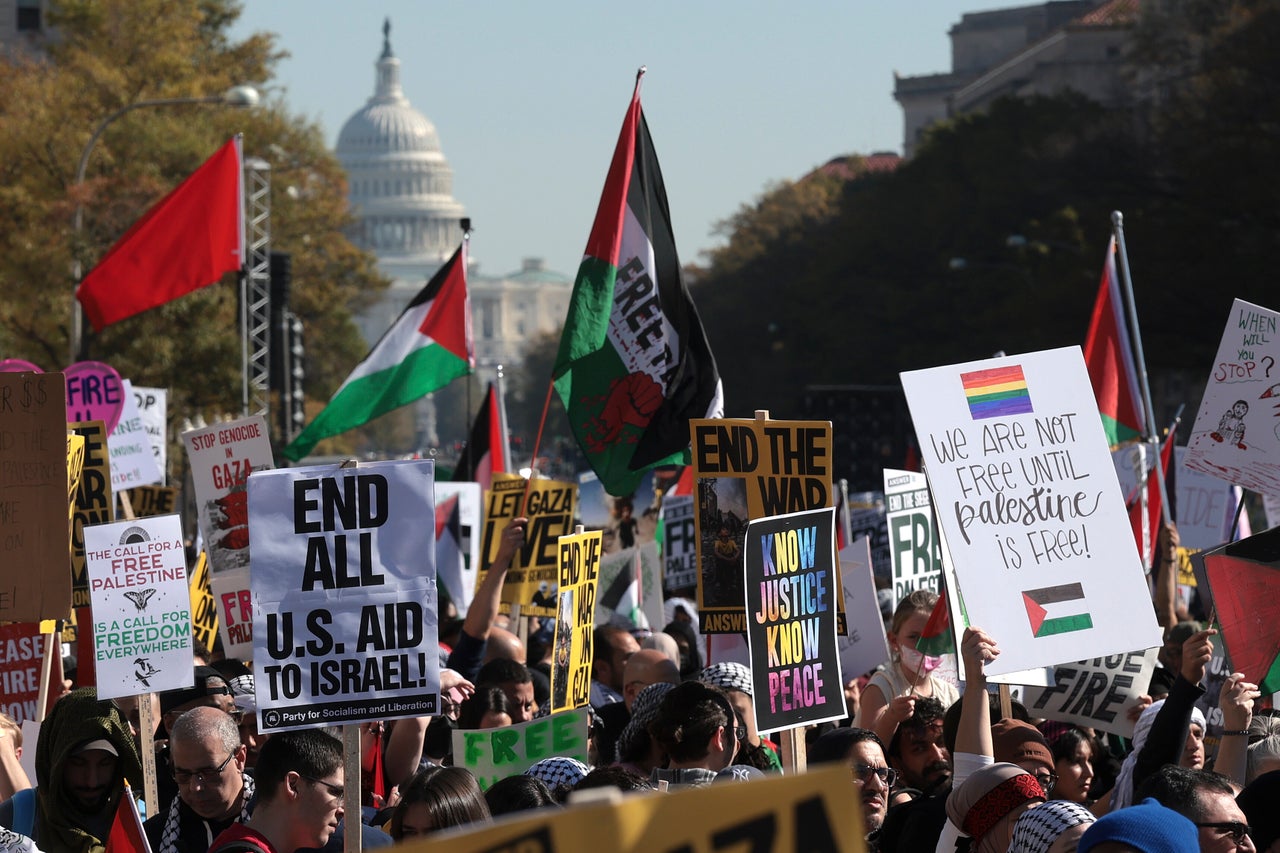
461,220,473,475
495,365,514,473
1110,211,1172,525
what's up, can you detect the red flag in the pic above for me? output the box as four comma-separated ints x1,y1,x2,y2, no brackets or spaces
1126,431,1175,566
451,382,507,490
105,782,152,853
1083,238,1144,447
77,137,244,331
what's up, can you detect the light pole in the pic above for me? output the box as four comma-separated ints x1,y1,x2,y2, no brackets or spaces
70,84,259,362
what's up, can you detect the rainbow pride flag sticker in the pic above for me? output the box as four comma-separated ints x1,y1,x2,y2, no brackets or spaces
961,365,1033,420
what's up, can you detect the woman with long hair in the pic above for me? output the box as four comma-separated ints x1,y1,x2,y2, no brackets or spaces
388,766,491,840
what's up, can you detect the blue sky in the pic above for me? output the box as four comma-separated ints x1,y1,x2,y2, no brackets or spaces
230,1,981,279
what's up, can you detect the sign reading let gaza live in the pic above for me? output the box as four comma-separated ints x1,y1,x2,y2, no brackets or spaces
691,418,835,634
248,460,440,731
745,507,845,732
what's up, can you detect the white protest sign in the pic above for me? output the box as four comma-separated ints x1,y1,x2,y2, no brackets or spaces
453,707,590,790
1112,446,1237,552
838,537,892,683
1185,299,1280,499
884,469,942,610
662,495,698,593
183,415,274,659
108,380,164,491
132,385,167,482
83,514,194,699
1018,649,1157,738
249,460,440,731
901,347,1162,676
435,482,481,616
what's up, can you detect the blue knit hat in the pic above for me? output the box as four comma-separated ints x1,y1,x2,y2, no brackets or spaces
1078,798,1199,853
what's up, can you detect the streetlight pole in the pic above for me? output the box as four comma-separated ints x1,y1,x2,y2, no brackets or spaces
70,85,259,362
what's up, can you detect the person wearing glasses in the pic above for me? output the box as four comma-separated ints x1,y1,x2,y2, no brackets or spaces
210,730,344,853
145,707,251,853
1135,765,1257,852
809,727,896,848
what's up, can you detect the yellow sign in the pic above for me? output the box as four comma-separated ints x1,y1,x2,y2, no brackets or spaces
477,473,576,617
69,420,113,610
691,418,836,634
125,485,179,517
550,530,602,713
413,765,864,853
188,551,218,653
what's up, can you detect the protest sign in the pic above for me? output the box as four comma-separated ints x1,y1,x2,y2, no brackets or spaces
132,385,167,480
744,507,844,731
0,622,59,723
125,485,178,518
477,473,576,617
83,513,193,699
188,551,218,653
691,417,835,634
1112,446,1237,552
249,459,440,731
0,360,41,373
596,541,662,632
901,347,1162,676
577,470,659,554
64,361,124,433
0,372,71,623
848,492,891,580
1019,649,1157,738
550,530,602,714
435,483,481,616
67,432,85,510
662,494,698,594
884,469,942,609
70,421,113,610
1185,299,1280,498
108,380,163,491
183,414,274,659
417,764,862,853
838,537,893,685
452,707,590,790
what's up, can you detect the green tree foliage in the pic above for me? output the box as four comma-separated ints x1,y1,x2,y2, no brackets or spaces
0,0,385,461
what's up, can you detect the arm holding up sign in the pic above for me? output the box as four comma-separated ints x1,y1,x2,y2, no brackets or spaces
1152,523,1180,630
955,627,1000,764
1213,672,1261,786
448,519,528,682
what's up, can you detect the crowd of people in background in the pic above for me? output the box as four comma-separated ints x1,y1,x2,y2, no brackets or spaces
0,517,1276,853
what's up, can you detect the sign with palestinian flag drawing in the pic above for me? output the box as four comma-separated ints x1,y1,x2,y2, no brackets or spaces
552,72,722,498
900,347,1162,676
1184,299,1280,499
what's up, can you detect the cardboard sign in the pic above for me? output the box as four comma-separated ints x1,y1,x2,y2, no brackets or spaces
132,385,167,481
1185,299,1280,498
64,361,125,433
1019,649,1157,738
183,414,274,659
69,421,114,610
0,623,55,723
691,418,835,634
83,513,194,699
662,495,698,594
452,707,590,790
108,380,164,490
249,460,440,731
418,765,863,853
901,347,1162,676
550,530,602,714
187,551,218,653
884,469,942,610
744,508,844,731
838,537,893,684
0,372,72,622
477,473,576,617
434,483,482,616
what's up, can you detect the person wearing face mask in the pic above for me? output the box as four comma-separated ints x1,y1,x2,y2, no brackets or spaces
856,590,959,748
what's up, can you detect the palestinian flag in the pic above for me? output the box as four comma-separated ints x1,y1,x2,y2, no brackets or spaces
1083,238,1145,447
435,493,470,614
553,71,723,497
283,242,472,461
1022,583,1093,638
105,782,151,853
451,382,507,490
916,583,954,656
1203,528,1280,693
1125,428,1176,568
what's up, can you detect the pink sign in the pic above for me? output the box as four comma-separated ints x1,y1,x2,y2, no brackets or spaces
0,359,42,373
65,360,125,433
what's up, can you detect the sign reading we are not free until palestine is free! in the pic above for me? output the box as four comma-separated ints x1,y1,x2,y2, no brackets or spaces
900,347,1161,676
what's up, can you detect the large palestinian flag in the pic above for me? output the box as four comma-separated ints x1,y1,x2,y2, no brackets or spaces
1083,238,1145,447
283,242,472,460
553,71,723,497
451,381,507,490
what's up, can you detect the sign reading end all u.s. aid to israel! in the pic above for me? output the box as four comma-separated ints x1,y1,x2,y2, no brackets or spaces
248,459,440,731
900,347,1162,677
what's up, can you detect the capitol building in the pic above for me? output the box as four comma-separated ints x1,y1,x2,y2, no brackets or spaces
335,22,572,376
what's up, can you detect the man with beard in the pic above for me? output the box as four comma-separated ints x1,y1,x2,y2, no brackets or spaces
810,728,895,850
876,696,956,853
